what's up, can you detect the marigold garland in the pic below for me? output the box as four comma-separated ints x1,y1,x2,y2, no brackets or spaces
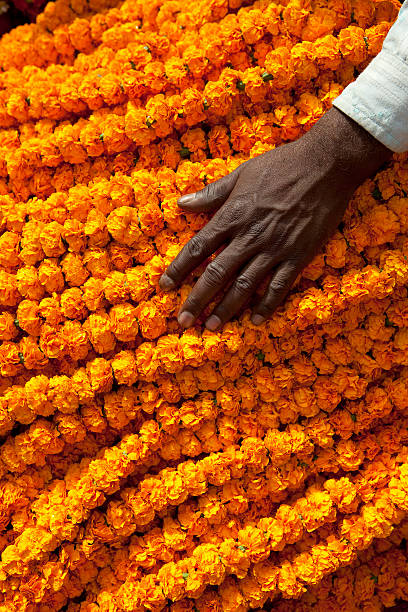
0,0,408,609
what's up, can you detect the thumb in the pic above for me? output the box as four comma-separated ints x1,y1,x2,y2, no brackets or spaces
178,169,239,213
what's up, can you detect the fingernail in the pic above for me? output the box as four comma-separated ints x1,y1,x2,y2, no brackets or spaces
178,311,195,328
159,273,175,291
205,315,221,331
178,193,195,206
251,314,265,325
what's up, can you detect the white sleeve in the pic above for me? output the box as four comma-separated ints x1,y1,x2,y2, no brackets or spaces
333,1,408,153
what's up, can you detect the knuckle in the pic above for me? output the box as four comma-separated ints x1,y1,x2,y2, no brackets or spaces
234,275,253,294
205,260,227,286
270,278,288,294
186,235,206,259
245,222,263,239
205,181,217,201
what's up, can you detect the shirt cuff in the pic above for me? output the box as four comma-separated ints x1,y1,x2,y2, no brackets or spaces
332,47,408,153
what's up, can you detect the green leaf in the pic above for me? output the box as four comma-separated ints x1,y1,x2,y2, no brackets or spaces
238,545,246,552
179,147,191,159
350,413,357,422
18,352,24,364
372,186,382,201
256,350,265,361
261,71,274,82
236,80,245,91
182,572,189,580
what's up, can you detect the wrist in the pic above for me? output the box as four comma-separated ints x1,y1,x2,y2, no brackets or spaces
303,107,393,187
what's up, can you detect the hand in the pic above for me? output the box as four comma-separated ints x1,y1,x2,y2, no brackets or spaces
159,108,392,331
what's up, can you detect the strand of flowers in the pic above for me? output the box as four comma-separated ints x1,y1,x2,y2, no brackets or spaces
0,67,359,200
4,145,141,204
0,138,402,281
0,122,142,199
0,71,378,202
0,386,264,524
2,125,404,263
0,383,279,539
0,307,401,470
0,1,270,120
0,439,265,587
0,72,342,199
9,476,275,609
5,431,403,611
0,378,404,608
0,249,406,424
14,405,408,609
0,23,370,184
0,290,397,441
0,9,388,127
79,406,408,555
44,368,404,604
87,506,408,612
0,0,248,78
273,528,408,611
0,260,401,413
73,415,408,572
36,0,124,34
99,446,408,611
0,315,392,510
0,72,390,212
1,265,404,405
0,175,404,351
0,360,404,584
0,161,406,379
0,47,377,186
2,125,406,305
5,346,403,498
230,464,408,607
0,0,159,73
0,427,131,547
0,0,396,107
0,393,147,479
186,507,408,612
0,162,402,353
0,25,398,208
36,462,408,610
0,273,404,408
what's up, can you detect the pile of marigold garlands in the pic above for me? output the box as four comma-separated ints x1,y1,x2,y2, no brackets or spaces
1,0,408,609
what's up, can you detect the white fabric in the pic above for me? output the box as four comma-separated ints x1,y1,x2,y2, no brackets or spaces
333,1,408,153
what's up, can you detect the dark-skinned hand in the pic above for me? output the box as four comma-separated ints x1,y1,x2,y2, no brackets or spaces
159,107,392,331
